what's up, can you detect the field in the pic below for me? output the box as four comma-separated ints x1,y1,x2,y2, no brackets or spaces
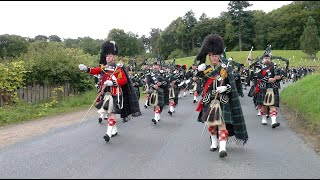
167,50,320,69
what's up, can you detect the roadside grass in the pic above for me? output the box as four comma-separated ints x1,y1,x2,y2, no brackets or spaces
0,89,97,127
281,72,320,133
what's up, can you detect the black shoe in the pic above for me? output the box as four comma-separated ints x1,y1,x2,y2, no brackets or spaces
272,122,280,128
152,119,157,124
219,150,227,158
103,134,110,142
168,111,172,116
210,147,218,151
98,118,103,123
262,123,267,126
197,118,203,123
193,100,196,103
144,105,148,108
122,118,128,123
111,133,118,137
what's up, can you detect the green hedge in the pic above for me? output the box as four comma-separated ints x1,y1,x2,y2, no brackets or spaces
20,41,98,92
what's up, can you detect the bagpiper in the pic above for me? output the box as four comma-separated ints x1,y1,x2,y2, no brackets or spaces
256,53,282,128
79,40,141,142
195,34,248,158
186,63,202,103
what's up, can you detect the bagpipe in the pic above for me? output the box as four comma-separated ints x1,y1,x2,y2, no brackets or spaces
200,61,231,135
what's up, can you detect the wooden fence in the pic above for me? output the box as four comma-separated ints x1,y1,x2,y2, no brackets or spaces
0,82,77,107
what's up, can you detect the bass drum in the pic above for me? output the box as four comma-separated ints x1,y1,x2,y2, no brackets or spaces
178,81,187,90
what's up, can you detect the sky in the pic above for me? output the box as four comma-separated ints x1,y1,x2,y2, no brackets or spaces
0,1,293,40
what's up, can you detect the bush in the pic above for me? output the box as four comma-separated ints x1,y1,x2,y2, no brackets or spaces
191,47,200,56
19,42,98,92
0,61,26,105
168,49,185,59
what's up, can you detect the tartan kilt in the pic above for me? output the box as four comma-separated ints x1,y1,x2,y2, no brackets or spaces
174,86,179,105
164,87,169,105
157,89,165,108
256,88,280,107
149,89,165,108
202,101,232,124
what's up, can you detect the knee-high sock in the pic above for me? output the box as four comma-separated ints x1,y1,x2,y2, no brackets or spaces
208,126,218,148
169,101,175,112
183,89,187,96
218,130,229,152
112,124,117,135
106,118,116,137
154,108,161,121
145,95,149,106
270,109,278,124
261,111,267,123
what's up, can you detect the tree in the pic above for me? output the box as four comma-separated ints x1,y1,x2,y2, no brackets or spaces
140,35,151,53
34,35,48,41
107,29,128,56
252,10,268,50
199,13,209,21
183,10,198,55
228,1,252,51
48,35,61,42
63,38,80,48
300,16,320,58
107,28,145,57
0,34,29,59
149,28,162,56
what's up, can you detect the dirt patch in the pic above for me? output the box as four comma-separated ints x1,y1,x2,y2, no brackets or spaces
280,104,320,154
0,109,97,149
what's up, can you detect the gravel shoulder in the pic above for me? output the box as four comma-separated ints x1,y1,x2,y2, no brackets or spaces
0,109,96,149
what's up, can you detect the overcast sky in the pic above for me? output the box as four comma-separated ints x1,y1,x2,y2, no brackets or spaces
0,1,292,40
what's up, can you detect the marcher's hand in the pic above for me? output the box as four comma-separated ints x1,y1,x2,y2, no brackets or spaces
216,86,228,93
79,64,88,71
198,63,206,71
104,80,113,86
192,77,197,81
268,78,276,83
274,75,281,80
153,84,159,89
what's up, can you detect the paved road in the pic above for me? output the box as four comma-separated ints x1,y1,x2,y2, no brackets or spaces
1,82,320,178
